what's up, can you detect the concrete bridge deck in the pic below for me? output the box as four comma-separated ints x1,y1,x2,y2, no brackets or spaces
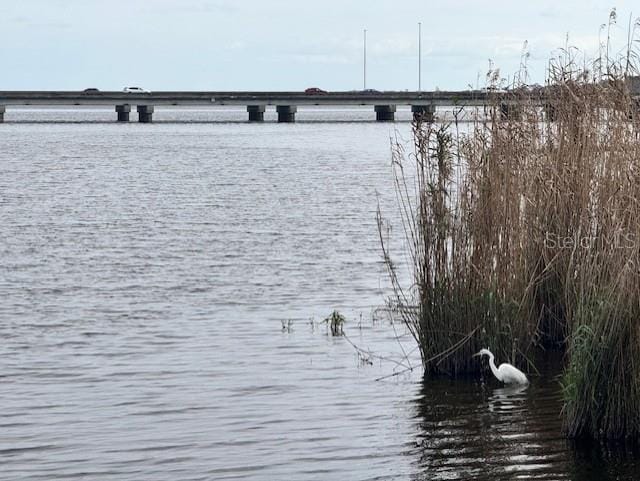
0,90,508,123
0,90,495,106
0,87,636,123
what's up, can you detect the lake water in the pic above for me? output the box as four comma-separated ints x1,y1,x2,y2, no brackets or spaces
1,107,639,480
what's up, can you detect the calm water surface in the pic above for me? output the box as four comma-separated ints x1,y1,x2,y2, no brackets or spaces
1,108,638,480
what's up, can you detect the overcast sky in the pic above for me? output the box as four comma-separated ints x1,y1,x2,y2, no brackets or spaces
0,1,636,90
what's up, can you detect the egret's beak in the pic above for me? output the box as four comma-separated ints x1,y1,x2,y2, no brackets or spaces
472,352,481,358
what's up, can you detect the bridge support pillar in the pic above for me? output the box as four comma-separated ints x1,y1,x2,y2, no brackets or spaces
115,104,131,122
375,105,396,122
628,99,640,121
500,103,522,121
0,106,5,123
137,105,154,123
247,105,266,122
276,105,296,123
411,104,436,122
544,104,557,122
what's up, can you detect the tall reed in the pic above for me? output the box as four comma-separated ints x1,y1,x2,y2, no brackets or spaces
553,73,640,440
381,94,543,376
381,14,640,439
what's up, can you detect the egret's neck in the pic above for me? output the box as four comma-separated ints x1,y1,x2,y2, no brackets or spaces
487,352,501,381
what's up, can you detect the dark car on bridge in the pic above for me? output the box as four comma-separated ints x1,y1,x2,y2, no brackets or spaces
305,87,328,95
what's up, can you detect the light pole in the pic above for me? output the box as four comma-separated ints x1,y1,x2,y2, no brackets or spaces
418,22,422,92
363,29,367,90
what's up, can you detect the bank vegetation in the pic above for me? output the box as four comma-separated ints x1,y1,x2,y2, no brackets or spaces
381,14,640,440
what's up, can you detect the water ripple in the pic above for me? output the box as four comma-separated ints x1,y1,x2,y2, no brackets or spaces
1,110,639,480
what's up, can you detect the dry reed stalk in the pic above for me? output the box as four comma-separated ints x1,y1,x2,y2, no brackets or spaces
380,12,640,439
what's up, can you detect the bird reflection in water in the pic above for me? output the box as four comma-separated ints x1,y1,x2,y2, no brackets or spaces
487,383,528,414
409,352,640,480
409,374,568,480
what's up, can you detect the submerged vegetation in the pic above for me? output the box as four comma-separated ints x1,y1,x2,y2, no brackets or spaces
323,310,346,336
381,13,640,440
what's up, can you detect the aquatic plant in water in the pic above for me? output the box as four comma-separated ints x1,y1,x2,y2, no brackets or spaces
323,310,345,336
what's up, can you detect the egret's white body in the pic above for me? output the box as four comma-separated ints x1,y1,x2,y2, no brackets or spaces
474,348,528,385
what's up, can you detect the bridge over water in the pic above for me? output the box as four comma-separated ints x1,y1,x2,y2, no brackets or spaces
1,85,638,123
0,90,507,123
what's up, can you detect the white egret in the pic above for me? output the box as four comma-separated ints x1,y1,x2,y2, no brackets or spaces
473,348,529,385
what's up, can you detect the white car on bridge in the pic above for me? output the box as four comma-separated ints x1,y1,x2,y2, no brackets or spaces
123,87,150,94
